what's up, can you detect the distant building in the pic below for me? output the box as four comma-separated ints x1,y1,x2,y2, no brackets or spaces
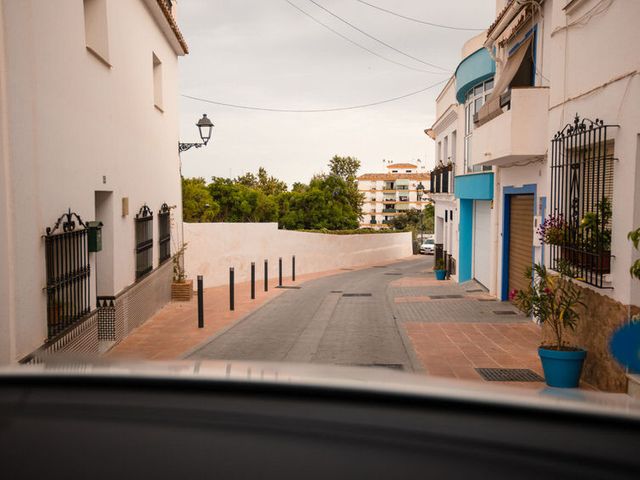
357,163,431,229
0,0,188,363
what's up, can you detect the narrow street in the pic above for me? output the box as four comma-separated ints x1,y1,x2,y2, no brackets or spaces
189,257,542,383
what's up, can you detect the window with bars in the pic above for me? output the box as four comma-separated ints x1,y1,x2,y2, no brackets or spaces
158,203,171,264
135,205,154,279
549,116,616,288
44,210,92,339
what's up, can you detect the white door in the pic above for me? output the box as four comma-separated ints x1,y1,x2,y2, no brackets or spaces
473,201,491,288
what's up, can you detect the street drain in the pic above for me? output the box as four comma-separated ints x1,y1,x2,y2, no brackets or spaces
384,273,402,275
429,294,464,299
373,266,387,268
330,290,343,293
466,289,484,293
342,293,372,297
356,363,404,370
476,368,543,382
477,298,496,302
276,286,302,289
493,310,517,315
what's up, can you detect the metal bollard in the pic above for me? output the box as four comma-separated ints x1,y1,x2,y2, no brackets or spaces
197,275,204,328
251,262,255,299
229,267,235,311
264,259,268,292
278,257,283,287
292,255,296,282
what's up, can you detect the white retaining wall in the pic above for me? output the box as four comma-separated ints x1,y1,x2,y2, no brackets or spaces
184,223,413,288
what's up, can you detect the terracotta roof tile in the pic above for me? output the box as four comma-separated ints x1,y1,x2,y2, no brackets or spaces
357,172,431,181
486,0,515,37
156,0,189,54
386,163,418,169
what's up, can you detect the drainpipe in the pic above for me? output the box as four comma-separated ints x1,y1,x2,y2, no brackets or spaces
491,167,501,297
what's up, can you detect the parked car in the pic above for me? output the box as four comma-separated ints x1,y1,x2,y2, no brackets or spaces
420,239,435,255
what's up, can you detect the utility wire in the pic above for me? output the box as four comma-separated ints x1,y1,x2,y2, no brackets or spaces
354,0,485,31
305,0,451,72
181,79,448,113
285,0,446,74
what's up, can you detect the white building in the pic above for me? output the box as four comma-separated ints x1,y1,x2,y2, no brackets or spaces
427,0,640,392
357,163,431,229
0,0,188,363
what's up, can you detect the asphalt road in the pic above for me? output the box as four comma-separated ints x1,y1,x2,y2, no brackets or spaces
188,257,433,372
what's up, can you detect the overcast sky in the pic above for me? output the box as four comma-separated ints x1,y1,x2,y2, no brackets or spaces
178,0,496,186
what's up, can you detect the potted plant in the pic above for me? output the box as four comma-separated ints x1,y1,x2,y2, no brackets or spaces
433,259,447,280
580,198,612,273
511,263,586,388
171,242,193,301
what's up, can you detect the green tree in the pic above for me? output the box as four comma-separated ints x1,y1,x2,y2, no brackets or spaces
182,177,219,222
328,155,360,182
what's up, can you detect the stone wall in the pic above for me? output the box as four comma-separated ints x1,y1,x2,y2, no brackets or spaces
543,285,640,392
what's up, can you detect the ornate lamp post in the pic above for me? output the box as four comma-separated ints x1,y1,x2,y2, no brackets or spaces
416,182,425,241
178,114,214,153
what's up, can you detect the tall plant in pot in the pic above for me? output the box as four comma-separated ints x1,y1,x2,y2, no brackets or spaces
511,263,586,387
171,242,193,301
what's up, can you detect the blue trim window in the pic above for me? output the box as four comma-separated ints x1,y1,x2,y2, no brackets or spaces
463,78,494,174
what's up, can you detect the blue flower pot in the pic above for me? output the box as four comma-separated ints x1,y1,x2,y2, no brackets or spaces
434,269,446,280
538,347,586,388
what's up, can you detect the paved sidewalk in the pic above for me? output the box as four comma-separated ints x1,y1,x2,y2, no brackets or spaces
391,273,595,389
107,258,411,360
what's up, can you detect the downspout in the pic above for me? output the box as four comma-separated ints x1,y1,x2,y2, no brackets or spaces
491,167,501,297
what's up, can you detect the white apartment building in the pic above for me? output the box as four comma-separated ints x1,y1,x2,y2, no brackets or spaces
427,0,640,392
0,0,188,363
357,163,431,229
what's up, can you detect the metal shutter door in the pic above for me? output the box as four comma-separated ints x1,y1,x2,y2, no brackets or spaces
508,195,534,297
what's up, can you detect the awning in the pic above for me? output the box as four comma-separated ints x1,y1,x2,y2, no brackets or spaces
395,179,410,186
475,36,532,127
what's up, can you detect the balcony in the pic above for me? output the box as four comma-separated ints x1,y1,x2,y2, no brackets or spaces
382,208,396,213
471,87,549,168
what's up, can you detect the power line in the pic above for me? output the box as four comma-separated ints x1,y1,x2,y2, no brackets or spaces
354,0,485,31
181,79,448,113
305,0,451,72
285,0,446,74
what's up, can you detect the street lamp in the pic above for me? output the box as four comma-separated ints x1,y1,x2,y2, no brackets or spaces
416,182,425,242
178,114,214,153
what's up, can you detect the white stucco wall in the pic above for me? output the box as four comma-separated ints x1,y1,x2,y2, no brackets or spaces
184,223,413,288
0,0,184,362
545,0,640,305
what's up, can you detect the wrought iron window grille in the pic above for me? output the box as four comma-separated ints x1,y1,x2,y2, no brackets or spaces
549,115,618,288
430,163,452,194
158,203,171,264
44,209,91,339
135,205,154,280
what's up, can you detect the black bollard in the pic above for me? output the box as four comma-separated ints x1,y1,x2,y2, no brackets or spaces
264,259,268,292
278,257,283,287
197,275,204,328
292,255,296,282
230,267,235,311
251,262,255,299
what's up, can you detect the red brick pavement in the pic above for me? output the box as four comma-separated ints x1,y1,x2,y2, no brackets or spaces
405,322,546,389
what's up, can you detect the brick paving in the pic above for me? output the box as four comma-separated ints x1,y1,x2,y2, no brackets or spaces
392,271,596,390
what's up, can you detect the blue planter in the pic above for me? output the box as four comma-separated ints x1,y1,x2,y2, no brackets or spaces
538,347,586,388
434,269,446,280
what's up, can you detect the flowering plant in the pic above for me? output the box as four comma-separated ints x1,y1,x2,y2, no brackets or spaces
536,213,568,245
510,263,584,350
